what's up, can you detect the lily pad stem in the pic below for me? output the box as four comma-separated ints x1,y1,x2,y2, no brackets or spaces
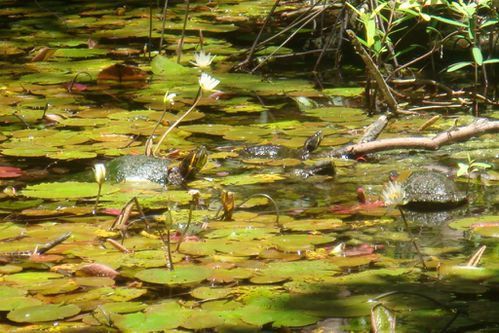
158,0,169,54
153,87,202,156
237,193,281,231
159,210,175,271
176,0,190,63
399,208,427,270
146,102,171,156
175,199,195,252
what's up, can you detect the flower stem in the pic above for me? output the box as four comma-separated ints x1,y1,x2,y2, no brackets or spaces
399,208,427,270
153,87,202,156
93,183,102,215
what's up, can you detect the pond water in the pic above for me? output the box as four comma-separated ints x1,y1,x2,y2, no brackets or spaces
0,1,498,332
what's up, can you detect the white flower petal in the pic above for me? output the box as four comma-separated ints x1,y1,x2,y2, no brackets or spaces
382,181,406,207
93,163,106,185
190,50,215,68
199,73,220,92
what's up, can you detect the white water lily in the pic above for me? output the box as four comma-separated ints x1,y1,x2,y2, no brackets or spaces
382,181,407,207
198,73,220,92
163,91,176,105
190,50,215,68
93,163,106,185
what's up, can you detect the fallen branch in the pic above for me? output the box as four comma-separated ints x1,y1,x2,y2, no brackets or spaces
325,119,499,158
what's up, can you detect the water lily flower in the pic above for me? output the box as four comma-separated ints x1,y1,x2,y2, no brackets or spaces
163,91,176,105
190,50,215,68
382,181,406,207
198,73,220,92
93,163,106,185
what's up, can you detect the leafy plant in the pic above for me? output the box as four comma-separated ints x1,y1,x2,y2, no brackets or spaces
457,153,492,178
457,153,492,194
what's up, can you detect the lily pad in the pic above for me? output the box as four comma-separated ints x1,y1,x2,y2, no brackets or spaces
135,266,211,286
271,234,335,252
21,181,120,199
448,215,498,230
7,304,81,323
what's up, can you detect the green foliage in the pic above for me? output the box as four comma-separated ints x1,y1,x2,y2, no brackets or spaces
456,153,492,178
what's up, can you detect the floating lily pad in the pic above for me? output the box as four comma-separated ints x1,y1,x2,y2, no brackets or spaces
304,106,366,123
7,304,81,323
21,181,120,199
0,296,42,312
449,215,498,230
112,300,190,333
283,218,343,231
271,234,335,252
323,87,364,97
191,286,232,300
135,266,211,286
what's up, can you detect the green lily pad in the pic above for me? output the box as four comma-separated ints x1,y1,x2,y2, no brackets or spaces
271,234,335,252
191,286,232,300
151,55,196,77
135,266,211,286
112,300,190,333
99,302,147,314
449,215,498,230
21,181,120,199
0,296,43,312
283,218,343,231
46,150,98,160
323,87,364,97
304,106,366,123
7,304,81,323
204,227,277,240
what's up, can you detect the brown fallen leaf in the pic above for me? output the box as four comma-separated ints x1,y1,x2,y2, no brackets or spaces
31,47,56,62
77,263,119,279
97,63,148,82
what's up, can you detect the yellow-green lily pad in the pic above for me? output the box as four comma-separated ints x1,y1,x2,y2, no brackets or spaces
21,182,120,199
135,266,211,286
7,303,81,323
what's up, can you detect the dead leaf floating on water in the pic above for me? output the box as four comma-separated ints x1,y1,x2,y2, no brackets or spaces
0,166,23,178
30,47,56,62
77,263,119,279
97,63,148,82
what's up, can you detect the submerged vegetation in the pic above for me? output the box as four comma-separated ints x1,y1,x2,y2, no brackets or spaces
0,0,498,332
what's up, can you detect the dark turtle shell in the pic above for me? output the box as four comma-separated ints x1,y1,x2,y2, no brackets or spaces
106,146,207,185
107,155,170,184
242,131,323,160
403,171,466,210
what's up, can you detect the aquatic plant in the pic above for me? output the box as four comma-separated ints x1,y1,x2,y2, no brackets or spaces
153,73,220,155
93,163,106,213
190,50,216,68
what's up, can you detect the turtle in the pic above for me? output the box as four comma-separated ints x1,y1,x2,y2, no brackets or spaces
106,146,207,185
242,130,323,160
402,170,467,210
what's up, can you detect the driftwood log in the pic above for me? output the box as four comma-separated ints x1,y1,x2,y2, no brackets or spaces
323,118,499,158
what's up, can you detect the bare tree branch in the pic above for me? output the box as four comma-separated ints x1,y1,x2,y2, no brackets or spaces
325,119,499,158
